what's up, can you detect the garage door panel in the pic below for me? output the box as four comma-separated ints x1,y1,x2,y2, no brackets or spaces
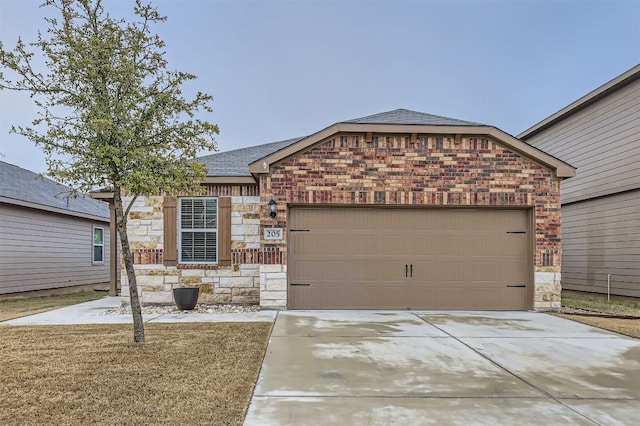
356,284,407,309
499,235,528,256
288,207,531,310
291,259,404,282
292,234,411,256
409,287,527,310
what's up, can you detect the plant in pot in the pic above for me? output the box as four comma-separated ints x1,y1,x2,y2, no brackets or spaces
172,285,200,311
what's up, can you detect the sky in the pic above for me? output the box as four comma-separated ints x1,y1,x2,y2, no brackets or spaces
0,0,638,175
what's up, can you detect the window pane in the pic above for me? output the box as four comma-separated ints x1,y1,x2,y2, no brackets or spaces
181,231,217,262
93,245,103,262
193,199,205,228
93,228,103,245
205,199,217,228
181,200,194,229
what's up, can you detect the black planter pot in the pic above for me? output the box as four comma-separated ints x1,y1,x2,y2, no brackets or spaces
173,287,200,310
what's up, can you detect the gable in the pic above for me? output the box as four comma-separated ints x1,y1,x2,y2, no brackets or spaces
269,134,557,205
249,124,575,179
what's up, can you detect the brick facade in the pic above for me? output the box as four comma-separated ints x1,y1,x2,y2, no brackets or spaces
259,134,562,309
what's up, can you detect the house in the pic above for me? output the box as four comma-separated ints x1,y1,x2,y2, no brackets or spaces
519,64,640,298
0,161,117,295
120,109,575,310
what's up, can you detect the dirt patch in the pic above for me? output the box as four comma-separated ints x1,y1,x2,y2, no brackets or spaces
0,322,272,425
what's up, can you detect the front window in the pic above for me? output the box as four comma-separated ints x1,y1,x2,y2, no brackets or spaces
93,226,104,263
179,198,218,263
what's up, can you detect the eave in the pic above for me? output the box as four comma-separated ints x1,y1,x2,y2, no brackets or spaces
518,63,640,140
201,176,257,184
1,195,110,222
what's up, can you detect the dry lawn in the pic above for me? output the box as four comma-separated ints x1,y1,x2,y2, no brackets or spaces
561,293,640,316
556,292,640,339
554,314,640,339
0,291,105,322
0,322,272,426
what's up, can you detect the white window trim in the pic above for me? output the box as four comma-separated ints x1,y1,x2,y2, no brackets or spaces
92,226,105,264
178,197,219,264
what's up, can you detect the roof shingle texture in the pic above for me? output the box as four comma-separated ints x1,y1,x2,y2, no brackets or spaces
199,137,304,177
198,109,482,177
343,108,484,126
0,161,109,219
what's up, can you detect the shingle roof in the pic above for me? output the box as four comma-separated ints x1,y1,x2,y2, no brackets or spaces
199,109,483,178
0,161,109,220
199,136,305,177
342,108,484,126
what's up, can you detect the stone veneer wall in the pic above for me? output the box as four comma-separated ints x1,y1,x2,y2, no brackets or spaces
259,134,563,310
120,187,262,305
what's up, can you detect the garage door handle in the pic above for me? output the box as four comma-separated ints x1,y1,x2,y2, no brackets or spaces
404,264,413,277
290,283,310,286
507,284,526,288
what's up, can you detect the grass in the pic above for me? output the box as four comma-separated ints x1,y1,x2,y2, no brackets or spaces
555,292,640,339
0,322,272,426
0,291,106,322
561,293,640,316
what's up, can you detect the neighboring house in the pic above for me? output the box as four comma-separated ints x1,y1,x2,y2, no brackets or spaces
119,109,575,310
0,161,115,295
519,65,640,298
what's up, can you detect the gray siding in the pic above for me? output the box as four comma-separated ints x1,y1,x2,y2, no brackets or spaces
0,203,111,294
524,74,640,297
525,77,640,204
561,190,640,297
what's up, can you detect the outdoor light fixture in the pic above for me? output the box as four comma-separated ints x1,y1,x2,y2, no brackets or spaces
268,198,277,218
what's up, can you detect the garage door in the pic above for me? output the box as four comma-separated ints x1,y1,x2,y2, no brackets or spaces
288,207,531,310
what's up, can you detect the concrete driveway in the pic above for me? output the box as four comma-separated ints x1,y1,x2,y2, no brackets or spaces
245,311,639,425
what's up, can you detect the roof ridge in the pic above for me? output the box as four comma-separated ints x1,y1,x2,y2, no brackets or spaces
341,108,484,126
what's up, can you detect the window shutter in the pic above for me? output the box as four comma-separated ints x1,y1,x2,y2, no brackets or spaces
218,197,232,266
163,197,178,266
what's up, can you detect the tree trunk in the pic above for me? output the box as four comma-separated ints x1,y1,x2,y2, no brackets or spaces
113,189,145,343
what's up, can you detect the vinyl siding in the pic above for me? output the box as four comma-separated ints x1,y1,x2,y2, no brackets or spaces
0,203,111,294
561,190,640,297
524,77,640,204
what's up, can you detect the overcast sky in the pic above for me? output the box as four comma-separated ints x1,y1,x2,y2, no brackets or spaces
0,0,638,174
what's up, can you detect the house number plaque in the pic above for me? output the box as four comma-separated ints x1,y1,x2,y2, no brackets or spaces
264,228,283,240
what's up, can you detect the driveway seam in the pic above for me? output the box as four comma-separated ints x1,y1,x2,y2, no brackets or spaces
413,313,602,426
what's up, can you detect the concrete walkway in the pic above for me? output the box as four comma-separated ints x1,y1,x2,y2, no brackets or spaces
245,311,640,426
0,296,277,325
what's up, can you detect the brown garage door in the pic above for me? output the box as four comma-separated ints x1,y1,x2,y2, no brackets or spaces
288,207,531,310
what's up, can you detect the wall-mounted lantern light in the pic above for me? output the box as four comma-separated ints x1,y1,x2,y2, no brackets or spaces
268,198,277,218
